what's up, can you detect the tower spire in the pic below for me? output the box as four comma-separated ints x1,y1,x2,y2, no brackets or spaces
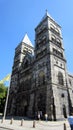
22,33,33,47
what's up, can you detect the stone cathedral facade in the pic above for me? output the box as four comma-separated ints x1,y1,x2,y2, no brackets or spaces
7,11,73,120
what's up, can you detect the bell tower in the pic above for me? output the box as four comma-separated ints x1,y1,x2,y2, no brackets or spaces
7,34,34,115
47,13,69,120
34,11,69,120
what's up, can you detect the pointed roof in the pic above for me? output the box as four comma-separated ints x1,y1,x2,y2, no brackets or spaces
22,34,33,47
35,10,53,29
41,10,53,21
35,10,61,29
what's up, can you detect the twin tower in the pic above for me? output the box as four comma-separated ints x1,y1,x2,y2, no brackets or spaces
7,11,73,120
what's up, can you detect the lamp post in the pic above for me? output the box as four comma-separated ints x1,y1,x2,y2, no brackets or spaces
3,77,11,119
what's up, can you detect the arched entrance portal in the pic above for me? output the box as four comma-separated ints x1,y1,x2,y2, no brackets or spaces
22,100,28,116
20,99,28,116
63,105,67,118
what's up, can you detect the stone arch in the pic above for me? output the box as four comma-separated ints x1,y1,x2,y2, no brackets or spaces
58,71,64,85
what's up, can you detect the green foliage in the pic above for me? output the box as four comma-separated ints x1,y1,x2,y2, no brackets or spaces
0,83,8,113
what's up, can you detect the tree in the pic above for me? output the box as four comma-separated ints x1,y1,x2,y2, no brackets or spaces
0,83,7,114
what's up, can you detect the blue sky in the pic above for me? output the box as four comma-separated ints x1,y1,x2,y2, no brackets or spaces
0,0,73,82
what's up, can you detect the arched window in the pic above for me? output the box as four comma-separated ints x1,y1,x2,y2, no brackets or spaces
22,58,30,69
61,93,65,98
55,28,59,33
58,72,64,85
55,28,60,35
51,35,56,43
56,39,61,47
38,71,45,86
50,24,55,31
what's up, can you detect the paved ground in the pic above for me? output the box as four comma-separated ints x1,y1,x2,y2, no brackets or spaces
0,117,71,130
0,128,9,130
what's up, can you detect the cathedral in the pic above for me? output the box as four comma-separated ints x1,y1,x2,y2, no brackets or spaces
7,11,73,120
